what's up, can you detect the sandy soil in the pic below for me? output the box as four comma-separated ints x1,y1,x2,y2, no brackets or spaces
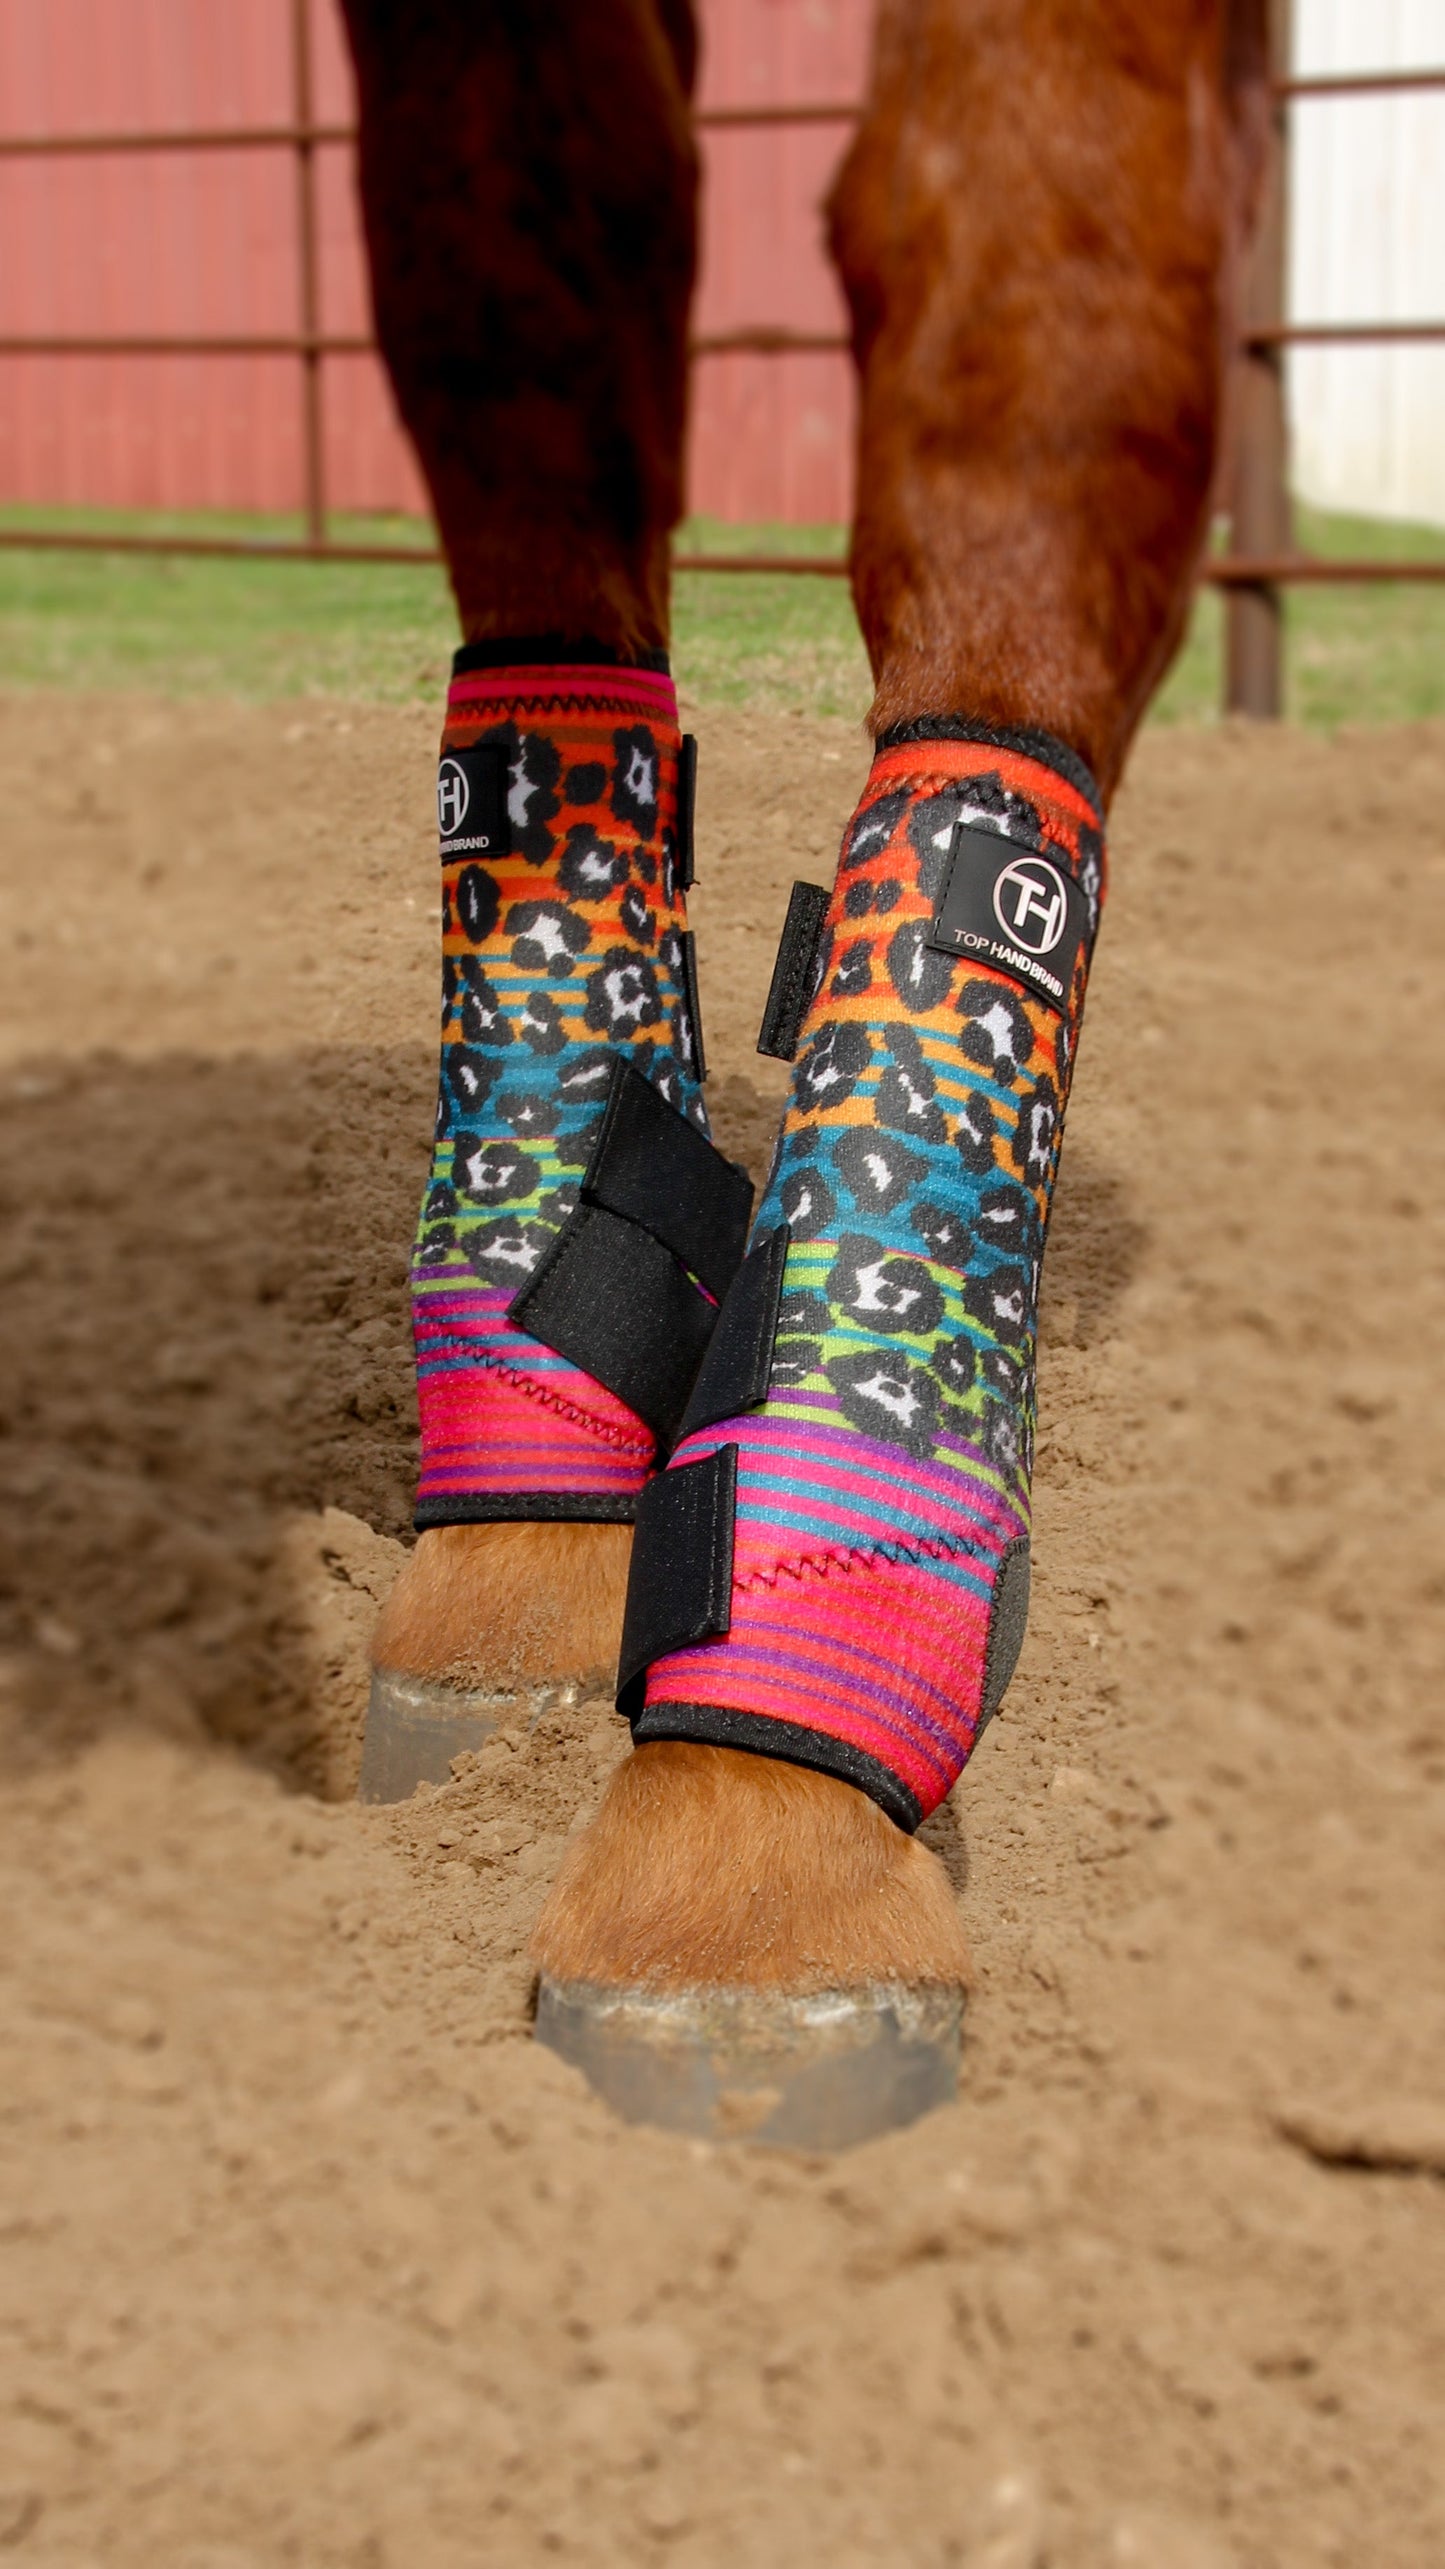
0,690,1442,2568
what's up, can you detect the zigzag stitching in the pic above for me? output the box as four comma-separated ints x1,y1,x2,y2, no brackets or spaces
429,1336,651,1458
451,690,670,720
735,1527,988,1596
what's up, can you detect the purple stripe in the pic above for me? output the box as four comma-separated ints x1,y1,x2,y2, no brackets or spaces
412,1281,512,1301
417,1348,581,1381
420,1428,643,1469
736,1432,998,1517
716,1412,1019,1520
733,1469,1005,1561
422,1449,642,1485
704,1426,1020,1554
415,1327,609,1380
765,1395,1026,1512
651,1638,958,1785
711,1617,974,1755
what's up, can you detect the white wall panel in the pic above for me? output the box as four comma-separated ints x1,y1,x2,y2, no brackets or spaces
1289,0,1445,525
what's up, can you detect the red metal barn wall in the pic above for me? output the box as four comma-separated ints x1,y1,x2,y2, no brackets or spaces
0,0,869,526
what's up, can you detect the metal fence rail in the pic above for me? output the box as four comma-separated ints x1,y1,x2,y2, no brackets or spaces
1,0,1443,712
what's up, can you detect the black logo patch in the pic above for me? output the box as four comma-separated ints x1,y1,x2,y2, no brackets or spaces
927,824,1089,1013
438,746,508,858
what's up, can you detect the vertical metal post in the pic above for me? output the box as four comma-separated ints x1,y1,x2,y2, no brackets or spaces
291,0,326,546
1225,0,1293,715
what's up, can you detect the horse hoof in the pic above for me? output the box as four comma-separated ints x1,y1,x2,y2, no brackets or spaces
533,1975,962,2148
356,1666,582,1804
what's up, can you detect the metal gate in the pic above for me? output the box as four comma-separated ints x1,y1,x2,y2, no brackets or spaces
1,0,1442,715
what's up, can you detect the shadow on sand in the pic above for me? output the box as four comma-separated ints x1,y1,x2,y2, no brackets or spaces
0,1051,1146,1800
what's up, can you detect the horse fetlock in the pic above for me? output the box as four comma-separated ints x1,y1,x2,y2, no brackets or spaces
358,1521,631,1804
372,1520,632,1692
529,1743,969,2146
530,1741,971,1992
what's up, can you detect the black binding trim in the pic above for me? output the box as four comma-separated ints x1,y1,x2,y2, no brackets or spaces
415,1491,638,1531
677,1225,790,1441
757,879,831,1061
510,1203,718,1441
451,636,671,676
679,929,707,1083
675,733,698,890
978,1536,1031,1734
616,1446,738,1716
630,1701,924,1835
874,716,1103,822
579,1057,750,1297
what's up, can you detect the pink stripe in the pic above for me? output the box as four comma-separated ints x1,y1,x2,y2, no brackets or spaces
417,1359,653,1505
688,1629,962,1763
648,1658,946,1811
414,1307,652,1453
447,667,677,719
420,1433,643,1475
418,1378,650,1458
645,1548,994,1819
731,1569,986,1730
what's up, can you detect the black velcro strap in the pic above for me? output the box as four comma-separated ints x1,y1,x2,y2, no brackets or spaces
677,1225,790,1441
510,1203,717,1441
679,928,707,1083
675,733,698,890
757,879,830,1061
616,1444,737,1718
583,1057,751,1298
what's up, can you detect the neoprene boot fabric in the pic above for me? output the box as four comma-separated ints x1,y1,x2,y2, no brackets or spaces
412,644,705,1528
628,723,1106,1829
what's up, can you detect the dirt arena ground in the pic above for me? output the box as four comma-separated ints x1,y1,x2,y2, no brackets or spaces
0,691,1442,2567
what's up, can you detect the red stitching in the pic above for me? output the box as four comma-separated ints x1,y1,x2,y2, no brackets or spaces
448,693,672,721
427,1335,652,1460
735,1528,978,1595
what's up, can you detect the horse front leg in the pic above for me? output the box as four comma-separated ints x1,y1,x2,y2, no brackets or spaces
338,0,718,1797
531,0,1268,2143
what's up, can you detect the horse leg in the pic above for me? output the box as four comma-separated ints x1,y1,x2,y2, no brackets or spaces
839,0,1269,794
337,0,713,1798
531,0,1269,2142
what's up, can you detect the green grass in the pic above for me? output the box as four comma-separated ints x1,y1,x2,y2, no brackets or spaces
671,515,863,718
1279,505,1445,728
1,498,1442,727
0,506,456,704
1130,504,1445,730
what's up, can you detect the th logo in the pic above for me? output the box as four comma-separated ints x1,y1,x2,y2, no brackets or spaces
437,757,470,837
992,855,1069,956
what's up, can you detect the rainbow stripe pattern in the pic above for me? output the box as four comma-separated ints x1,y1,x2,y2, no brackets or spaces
637,728,1105,1823
412,647,703,1524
